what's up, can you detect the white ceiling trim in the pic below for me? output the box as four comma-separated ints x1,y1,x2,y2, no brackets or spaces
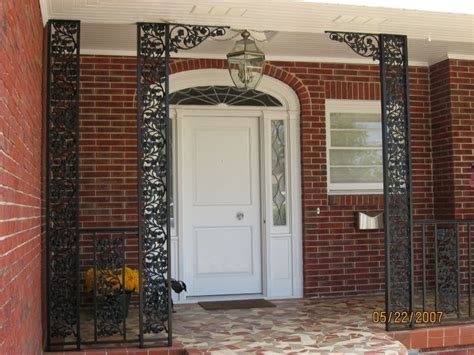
418,53,474,66
39,0,474,43
39,0,49,26
299,0,474,15
447,53,474,61
80,48,429,67
42,1,473,65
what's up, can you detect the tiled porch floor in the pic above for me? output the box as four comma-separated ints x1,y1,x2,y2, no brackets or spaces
172,295,405,353
70,294,407,353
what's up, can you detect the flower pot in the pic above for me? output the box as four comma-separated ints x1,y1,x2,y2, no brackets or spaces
119,291,132,318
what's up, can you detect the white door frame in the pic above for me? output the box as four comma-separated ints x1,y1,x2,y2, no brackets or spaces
169,69,303,302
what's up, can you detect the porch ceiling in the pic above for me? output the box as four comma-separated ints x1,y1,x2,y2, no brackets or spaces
41,0,474,65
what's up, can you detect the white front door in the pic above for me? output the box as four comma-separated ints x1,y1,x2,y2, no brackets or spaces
182,114,262,296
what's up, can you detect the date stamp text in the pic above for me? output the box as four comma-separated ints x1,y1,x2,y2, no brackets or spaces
372,311,444,324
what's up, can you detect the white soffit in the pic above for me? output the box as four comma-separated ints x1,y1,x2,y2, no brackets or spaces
296,0,474,15
79,23,474,66
40,0,474,65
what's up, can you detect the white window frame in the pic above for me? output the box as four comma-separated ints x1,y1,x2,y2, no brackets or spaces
325,99,383,195
170,115,177,237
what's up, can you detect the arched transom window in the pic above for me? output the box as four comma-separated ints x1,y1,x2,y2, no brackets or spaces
169,85,283,107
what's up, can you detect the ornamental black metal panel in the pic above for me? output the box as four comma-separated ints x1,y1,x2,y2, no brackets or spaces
46,20,81,350
137,23,169,344
379,34,413,329
436,227,459,315
94,235,126,339
136,23,226,346
327,31,413,330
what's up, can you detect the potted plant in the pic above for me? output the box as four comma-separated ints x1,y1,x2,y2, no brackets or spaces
84,266,139,318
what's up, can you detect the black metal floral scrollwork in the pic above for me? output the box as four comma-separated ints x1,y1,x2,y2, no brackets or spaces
437,228,458,314
328,31,413,328
169,25,226,51
327,32,380,60
138,22,170,338
137,23,226,342
95,237,126,337
380,35,412,317
46,20,80,345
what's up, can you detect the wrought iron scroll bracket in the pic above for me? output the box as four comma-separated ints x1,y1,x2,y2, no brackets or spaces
136,23,227,347
326,31,380,60
168,24,227,51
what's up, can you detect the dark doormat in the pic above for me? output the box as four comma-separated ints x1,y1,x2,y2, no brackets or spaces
198,299,276,311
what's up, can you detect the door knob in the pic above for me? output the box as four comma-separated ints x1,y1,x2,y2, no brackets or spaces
236,211,244,220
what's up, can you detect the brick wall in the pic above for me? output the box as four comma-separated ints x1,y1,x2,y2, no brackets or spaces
289,62,387,296
428,59,474,298
78,56,139,302
429,59,474,220
448,60,474,220
430,60,455,219
79,56,435,298
0,1,44,353
79,56,137,229
262,62,433,296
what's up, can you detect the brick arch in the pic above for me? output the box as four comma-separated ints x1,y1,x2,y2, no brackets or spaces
169,59,312,115
263,63,312,115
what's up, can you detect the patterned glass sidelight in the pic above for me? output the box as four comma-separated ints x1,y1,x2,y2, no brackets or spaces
271,120,287,226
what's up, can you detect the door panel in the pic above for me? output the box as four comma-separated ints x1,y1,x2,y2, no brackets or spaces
193,128,252,205
182,115,262,296
194,226,254,275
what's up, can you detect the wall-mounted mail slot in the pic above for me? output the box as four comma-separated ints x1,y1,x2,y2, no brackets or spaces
356,211,383,230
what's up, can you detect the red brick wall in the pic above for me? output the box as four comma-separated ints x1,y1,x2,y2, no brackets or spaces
78,56,139,302
0,1,44,353
79,56,435,298
258,62,433,296
79,56,137,229
429,59,474,220
430,60,455,219
448,60,474,220
423,60,474,299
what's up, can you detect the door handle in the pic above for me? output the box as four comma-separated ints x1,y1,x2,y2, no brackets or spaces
236,211,244,220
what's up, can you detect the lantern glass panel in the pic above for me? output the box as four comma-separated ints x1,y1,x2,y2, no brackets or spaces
227,36,265,90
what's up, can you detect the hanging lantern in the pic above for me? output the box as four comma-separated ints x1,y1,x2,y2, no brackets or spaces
227,30,265,90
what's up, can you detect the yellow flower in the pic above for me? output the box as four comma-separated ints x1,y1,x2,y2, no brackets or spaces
84,266,140,293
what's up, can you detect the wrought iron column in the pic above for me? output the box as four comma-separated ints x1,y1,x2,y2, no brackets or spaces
46,20,81,350
327,32,413,330
136,23,226,346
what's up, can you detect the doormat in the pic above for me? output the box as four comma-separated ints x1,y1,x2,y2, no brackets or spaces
198,299,276,311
